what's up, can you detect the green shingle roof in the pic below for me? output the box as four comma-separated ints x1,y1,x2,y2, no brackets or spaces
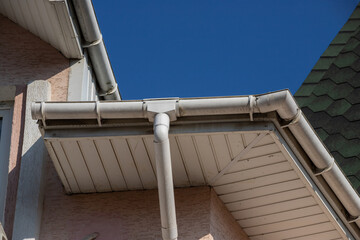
295,4,360,192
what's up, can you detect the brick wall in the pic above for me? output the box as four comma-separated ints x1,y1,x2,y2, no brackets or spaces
0,14,69,101
0,14,70,238
210,188,249,239
40,161,248,240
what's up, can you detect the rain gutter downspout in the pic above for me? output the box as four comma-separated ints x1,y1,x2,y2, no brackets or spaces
71,0,120,100
31,90,360,230
153,113,178,240
147,100,178,240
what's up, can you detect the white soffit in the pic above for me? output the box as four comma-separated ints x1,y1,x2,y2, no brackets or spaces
42,122,353,240
0,0,82,59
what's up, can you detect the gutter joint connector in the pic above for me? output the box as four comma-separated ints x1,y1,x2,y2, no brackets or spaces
249,95,256,121
313,160,334,176
280,108,302,128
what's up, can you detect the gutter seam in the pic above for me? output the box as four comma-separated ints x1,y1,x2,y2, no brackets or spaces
280,109,302,128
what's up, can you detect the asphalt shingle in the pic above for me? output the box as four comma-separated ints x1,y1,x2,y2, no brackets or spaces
331,32,353,44
344,103,360,121
341,122,360,139
330,67,356,83
345,87,360,104
312,80,337,96
294,4,360,193
315,128,329,142
333,52,358,68
342,38,360,52
313,58,335,70
303,71,325,84
338,139,360,158
348,73,360,87
307,95,333,112
324,133,348,151
327,83,353,100
326,99,352,116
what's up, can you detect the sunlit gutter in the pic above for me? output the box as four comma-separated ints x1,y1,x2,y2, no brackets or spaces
32,89,360,235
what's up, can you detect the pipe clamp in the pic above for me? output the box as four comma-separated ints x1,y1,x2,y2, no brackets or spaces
98,83,118,97
314,160,334,176
281,109,301,128
82,34,103,48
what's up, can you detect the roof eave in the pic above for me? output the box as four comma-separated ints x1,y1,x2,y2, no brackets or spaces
31,89,360,235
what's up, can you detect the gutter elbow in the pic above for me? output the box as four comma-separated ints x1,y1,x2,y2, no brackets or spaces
154,125,169,143
153,113,170,143
256,90,298,121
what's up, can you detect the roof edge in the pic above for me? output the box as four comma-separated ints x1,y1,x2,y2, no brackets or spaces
70,0,121,100
31,89,360,231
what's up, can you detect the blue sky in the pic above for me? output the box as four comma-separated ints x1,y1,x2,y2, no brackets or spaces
93,0,359,100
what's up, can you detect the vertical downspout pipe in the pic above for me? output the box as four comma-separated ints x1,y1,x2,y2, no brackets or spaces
153,113,178,240
71,0,121,100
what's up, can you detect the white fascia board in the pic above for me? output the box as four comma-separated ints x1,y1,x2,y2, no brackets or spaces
68,51,99,101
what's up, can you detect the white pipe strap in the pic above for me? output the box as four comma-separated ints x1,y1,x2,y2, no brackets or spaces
82,34,103,48
98,83,118,97
249,95,255,121
95,101,101,126
314,160,334,176
40,101,46,127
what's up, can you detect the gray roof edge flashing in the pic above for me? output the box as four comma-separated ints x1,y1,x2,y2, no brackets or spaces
31,89,360,231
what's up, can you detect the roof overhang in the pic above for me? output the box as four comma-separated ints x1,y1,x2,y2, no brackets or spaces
32,90,360,239
0,0,83,58
0,0,121,100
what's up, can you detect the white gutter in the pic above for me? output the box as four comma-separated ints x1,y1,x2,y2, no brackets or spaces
71,0,121,100
31,90,360,230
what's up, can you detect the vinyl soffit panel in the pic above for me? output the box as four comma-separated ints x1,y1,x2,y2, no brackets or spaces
0,0,82,59
43,123,353,240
